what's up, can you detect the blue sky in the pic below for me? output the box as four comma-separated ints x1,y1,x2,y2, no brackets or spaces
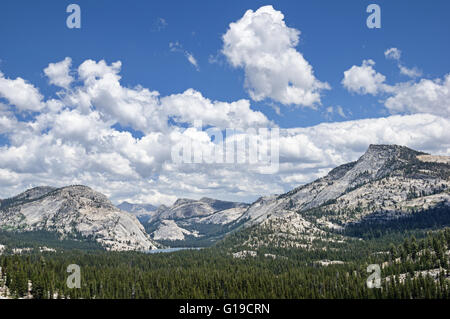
0,1,449,204
1,0,449,127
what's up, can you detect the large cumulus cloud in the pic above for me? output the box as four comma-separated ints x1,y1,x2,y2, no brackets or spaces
222,5,329,107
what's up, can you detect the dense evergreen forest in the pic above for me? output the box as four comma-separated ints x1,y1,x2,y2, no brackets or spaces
1,228,449,299
0,231,104,251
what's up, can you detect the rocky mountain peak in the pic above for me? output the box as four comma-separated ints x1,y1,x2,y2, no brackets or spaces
58,184,108,198
117,201,157,213
45,185,116,213
14,185,56,200
199,197,216,203
346,144,425,181
230,144,449,250
199,197,249,210
238,144,449,230
173,198,197,206
145,196,250,243
0,186,57,210
0,185,158,251
361,144,426,164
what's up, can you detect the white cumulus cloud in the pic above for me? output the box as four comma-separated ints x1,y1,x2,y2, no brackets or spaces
343,57,449,117
342,59,387,95
386,75,450,117
43,57,74,88
222,5,329,107
0,71,44,111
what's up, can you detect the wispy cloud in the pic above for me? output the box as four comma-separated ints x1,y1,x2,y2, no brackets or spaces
185,52,198,70
169,41,199,71
384,47,401,61
151,17,168,32
324,105,346,121
399,65,422,78
385,47,422,78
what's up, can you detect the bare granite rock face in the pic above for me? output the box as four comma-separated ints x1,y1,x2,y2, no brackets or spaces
0,185,158,251
230,145,450,249
152,219,200,241
147,198,249,242
151,197,248,222
117,201,157,216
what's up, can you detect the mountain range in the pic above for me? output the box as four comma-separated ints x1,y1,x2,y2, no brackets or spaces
224,144,450,249
145,197,249,246
0,144,449,251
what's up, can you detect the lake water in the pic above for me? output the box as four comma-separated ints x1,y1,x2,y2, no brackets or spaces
146,247,203,254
